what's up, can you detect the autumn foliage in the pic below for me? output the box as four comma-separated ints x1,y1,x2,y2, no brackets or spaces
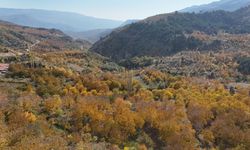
0,66,249,149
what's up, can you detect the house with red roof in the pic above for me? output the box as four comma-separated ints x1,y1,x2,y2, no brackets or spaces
0,64,9,75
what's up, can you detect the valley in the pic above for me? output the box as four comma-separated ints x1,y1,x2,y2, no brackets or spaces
0,1,250,150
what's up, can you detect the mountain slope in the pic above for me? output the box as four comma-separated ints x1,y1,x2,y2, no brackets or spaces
91,6,250,61
0,20,122,72
181,0,250,13
0,8,122,32
0,20,91,52
120,19,140,27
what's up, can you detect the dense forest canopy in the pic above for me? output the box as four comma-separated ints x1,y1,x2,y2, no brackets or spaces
0,66,249,149
238,57,250,75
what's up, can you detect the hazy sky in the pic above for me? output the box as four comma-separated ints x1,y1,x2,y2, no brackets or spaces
0,0,216,20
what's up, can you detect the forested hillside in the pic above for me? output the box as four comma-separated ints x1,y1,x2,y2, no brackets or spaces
91,6,250,61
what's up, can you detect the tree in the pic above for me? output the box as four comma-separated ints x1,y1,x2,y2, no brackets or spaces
44,95,62,113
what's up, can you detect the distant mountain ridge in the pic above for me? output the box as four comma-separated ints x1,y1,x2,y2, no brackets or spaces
0,8,141,43
0,8,123,32
67,19,140,43
181,0,250,13
67,29,113,44
91,6,250,61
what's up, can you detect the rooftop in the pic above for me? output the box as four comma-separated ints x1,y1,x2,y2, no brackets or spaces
0,64,9,71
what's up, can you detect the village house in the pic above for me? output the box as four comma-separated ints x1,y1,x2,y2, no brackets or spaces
0,64,9,75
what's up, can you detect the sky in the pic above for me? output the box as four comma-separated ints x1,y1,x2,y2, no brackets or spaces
0,0,216,20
